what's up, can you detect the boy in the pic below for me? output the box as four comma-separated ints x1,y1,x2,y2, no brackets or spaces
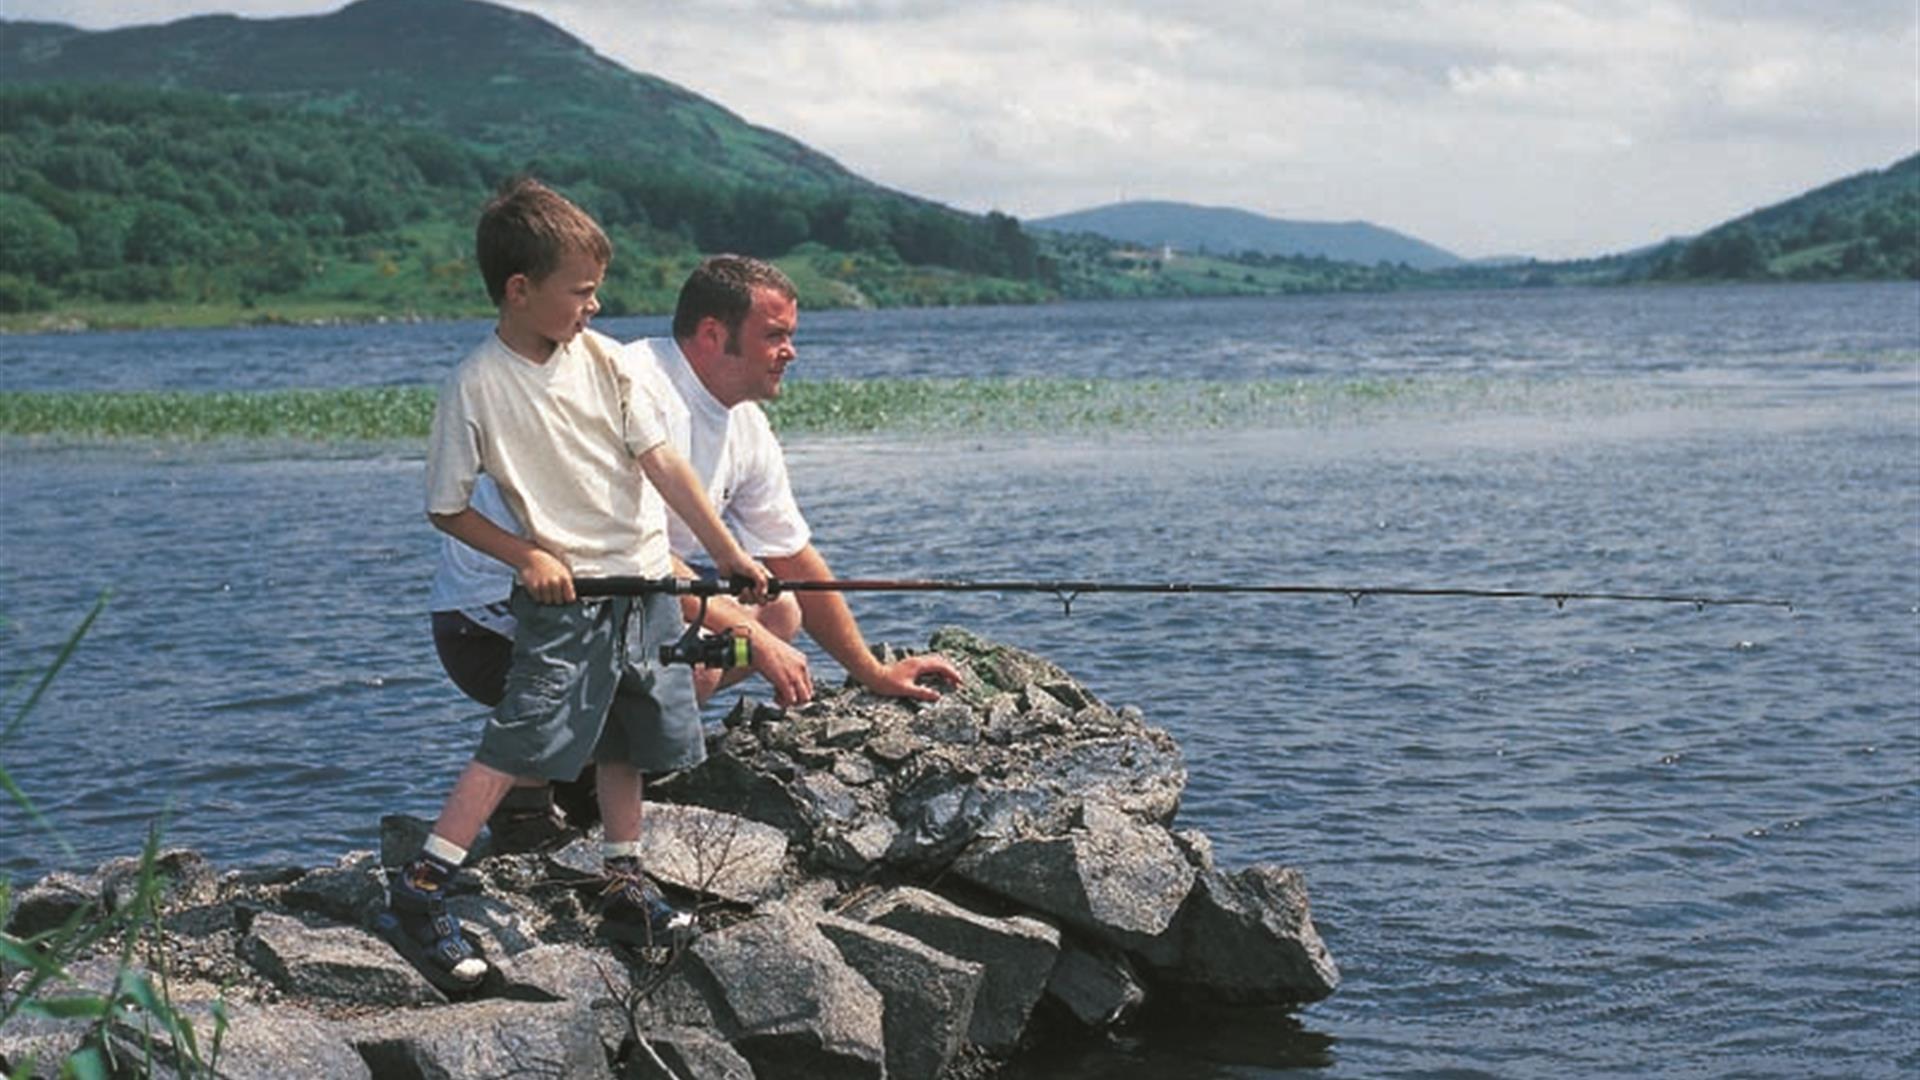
385,177,769,990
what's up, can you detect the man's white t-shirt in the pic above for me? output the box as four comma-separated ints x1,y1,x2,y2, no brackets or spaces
428,336,811,619
424,328,672,581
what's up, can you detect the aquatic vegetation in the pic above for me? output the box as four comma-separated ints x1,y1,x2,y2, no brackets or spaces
0,375,1663,444
0,387,433,441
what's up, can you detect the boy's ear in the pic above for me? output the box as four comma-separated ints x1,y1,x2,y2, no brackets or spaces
695,315,728,353
502,272,531,306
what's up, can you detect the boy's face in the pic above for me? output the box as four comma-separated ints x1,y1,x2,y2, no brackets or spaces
505,249,605,351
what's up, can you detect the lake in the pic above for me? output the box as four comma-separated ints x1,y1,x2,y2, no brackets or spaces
3,283,1917,1078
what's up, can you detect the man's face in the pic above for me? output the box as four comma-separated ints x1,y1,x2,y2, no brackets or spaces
512,249,603,350
722,287,799,402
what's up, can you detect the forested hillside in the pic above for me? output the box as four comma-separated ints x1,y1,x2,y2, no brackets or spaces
0,84,1047,320
1652,154,1919,281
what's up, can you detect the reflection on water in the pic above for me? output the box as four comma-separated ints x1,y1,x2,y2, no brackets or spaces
3,284,1916,1079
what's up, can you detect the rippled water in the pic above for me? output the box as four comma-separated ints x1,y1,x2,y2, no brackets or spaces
4,284,1917,1078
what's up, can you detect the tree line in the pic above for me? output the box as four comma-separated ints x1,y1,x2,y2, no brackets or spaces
0,85,1043,314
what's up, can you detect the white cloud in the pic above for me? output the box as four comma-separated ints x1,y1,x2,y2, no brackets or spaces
3,0,1915,257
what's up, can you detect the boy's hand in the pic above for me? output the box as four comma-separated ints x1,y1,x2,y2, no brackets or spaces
721,557,772,605
518,548,575,604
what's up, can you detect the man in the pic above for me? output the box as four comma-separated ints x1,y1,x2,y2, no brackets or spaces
429,254,962,847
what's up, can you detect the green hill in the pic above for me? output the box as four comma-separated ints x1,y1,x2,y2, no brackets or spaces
0,0,1054,326
1650,154,1919,281
1,0,859,192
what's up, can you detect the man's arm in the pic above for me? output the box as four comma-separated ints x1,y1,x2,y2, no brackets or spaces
430,507,573,603
765,544,962,702
668,554,815,707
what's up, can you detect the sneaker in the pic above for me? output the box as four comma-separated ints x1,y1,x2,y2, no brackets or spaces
596,861,699,954
374,859,489,992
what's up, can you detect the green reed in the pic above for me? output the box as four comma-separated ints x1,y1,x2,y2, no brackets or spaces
0,377,1451,442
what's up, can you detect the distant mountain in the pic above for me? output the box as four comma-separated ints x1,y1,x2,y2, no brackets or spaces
1029,201,1466,270
0,0,864,192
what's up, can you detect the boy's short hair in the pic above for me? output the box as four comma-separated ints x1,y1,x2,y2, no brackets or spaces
475,177,613,306
672,255,798,341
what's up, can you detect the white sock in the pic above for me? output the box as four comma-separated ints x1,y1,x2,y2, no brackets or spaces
422,833,469,867
602,840,644,862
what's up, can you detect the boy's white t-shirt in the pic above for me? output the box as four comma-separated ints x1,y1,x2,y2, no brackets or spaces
427,336,811,615
424,328,672,583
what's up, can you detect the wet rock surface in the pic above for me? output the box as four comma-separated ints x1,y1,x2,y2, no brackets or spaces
3,628,1337,1077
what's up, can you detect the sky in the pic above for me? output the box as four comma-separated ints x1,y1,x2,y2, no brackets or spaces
5,0,1917,260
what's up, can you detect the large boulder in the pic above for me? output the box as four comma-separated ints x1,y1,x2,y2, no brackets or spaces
952,799,1196,947
1150,865,1341,1005
108,1001,370,1080
351,998,608,1079
844,886,1060,1055
679,906,887,1079
817,913,983,1080
239,911,442,1006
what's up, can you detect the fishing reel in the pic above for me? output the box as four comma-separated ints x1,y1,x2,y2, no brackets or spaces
658,593,752,670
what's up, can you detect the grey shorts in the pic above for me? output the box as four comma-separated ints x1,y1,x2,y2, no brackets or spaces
474,587,704,781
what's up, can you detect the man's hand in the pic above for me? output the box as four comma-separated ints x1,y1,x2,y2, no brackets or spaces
747,626,815,707
518,548,575,604
861,654,964,703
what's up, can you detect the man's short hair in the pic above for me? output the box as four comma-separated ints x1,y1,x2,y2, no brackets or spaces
475,177,612,306
672,255,798,341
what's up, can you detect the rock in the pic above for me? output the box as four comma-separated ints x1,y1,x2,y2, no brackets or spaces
3,628,1340,1079
4,872,99,937
848,886,1060,1055
497,942,621,1005
97,849,218,913
627,1025,755,1080
239,911,441,1006
814,817,898,874
109,1001,370,1080
817,914,983,1080
282,851,383,923
1150,865,1341,1006
637,804,790,904
662,626,1186,876
1046,942,1147,1028
352,998,608,1079
683,906,886,1079
0,1012,91,1077
952,799,1195,948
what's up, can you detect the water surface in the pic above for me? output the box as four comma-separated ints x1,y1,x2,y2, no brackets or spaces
3,284,1916,1079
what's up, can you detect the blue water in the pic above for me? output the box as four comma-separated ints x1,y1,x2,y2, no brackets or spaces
3,284,1917,1078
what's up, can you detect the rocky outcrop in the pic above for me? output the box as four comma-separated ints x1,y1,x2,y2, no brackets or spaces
2,627,1336,1078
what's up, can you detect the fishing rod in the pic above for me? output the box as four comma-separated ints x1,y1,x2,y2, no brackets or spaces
574,574,1793,666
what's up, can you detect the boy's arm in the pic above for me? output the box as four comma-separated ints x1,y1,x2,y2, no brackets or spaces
636,445,770,601
430,507,575,604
